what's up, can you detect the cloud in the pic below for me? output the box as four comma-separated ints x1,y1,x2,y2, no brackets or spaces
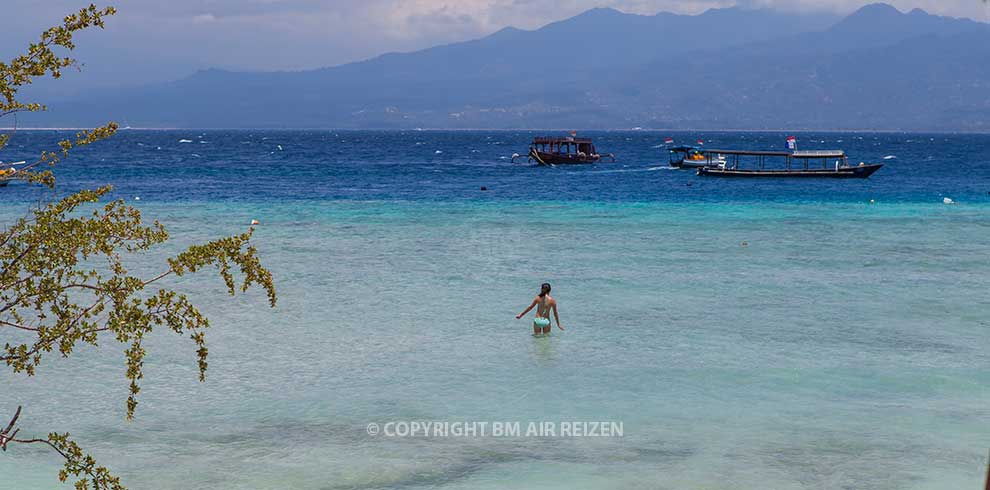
371,0,736,36
741,0,989,18
192,13,217,24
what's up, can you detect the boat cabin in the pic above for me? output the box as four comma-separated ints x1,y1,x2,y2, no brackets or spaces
513,135,615,165
532,136,598,158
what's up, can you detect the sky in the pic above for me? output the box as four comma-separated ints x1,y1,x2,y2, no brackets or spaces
1,0,988,94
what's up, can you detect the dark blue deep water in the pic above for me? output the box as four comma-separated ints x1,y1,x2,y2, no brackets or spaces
2,130,989,204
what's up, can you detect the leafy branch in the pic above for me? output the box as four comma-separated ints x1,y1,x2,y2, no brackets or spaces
0,4,118,187
0,186,277,488
1,5,279,489
2,407,124,490
1,186,276,417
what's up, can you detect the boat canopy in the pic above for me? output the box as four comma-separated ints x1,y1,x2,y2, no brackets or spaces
703,149,846,158
531,136,598,156
533,136,595,145
791,150,846,158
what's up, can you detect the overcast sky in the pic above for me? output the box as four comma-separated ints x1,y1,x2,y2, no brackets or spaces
1,0,988,93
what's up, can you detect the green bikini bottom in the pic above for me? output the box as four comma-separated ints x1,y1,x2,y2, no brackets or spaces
533,317,551,328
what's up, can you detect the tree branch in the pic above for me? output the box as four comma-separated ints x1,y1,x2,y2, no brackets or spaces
3,406,124,489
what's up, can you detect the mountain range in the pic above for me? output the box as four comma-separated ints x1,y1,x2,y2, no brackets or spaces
27,3,990,130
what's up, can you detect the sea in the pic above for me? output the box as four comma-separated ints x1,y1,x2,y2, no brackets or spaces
1,130,988,490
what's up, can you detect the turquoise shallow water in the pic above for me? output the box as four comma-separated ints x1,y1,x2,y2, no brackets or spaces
1,131,989,489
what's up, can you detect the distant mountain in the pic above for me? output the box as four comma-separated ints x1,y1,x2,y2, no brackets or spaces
27,4,990,130
602,4,990,130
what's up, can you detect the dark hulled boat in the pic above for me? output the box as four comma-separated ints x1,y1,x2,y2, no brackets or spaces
697,164,883,178
693,149,883,179
513,134,614,165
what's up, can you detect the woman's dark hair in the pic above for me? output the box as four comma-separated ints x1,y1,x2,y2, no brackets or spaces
539,283,552,297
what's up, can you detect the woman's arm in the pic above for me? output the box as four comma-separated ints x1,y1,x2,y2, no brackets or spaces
516,298,539,319
552,302,564,330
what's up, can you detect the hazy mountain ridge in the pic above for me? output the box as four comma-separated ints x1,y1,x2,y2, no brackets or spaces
28,3,990,130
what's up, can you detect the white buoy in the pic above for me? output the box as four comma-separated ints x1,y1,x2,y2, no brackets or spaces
943,197,955,205
134,196,140,201
869,199,875,204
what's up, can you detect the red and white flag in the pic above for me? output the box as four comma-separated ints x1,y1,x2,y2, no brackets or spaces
664,137,674,144
786,136,797,150
696,139,704,146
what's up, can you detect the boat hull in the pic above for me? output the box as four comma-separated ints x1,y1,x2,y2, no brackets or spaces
697,164,883,179
670,159,716,169
532,150,600,165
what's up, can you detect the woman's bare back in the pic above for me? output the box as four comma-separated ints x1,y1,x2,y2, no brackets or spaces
536,295,554,318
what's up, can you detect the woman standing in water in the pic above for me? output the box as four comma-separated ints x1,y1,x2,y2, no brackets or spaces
516,283,564,335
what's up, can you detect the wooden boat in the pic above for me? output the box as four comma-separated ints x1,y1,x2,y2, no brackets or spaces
668,146,724,169
513,134,614,165
694,150,883,179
